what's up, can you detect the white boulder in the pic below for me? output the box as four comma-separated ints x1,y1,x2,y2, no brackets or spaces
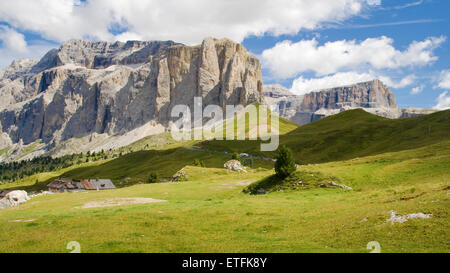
0,190,30,209
224,160,247,173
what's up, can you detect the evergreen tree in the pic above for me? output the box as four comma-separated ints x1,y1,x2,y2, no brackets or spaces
274,145,296,179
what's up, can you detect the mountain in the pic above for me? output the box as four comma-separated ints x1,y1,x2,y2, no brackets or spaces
264,80,437,125
0,38,264,161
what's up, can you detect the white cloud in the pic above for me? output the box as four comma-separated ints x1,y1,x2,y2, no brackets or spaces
393,0,423,10
0,0,368,45
262,36,445,79
366,0,381,6
291,72,374,95
0,26,28,53
378,74,416,88
410,85,424,95
290,71,416,95
434,91,450,110
437,70,450,89
0,26,57,69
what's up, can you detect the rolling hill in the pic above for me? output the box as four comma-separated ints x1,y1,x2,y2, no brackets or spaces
200,108,450,164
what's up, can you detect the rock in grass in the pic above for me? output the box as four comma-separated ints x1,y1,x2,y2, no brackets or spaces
172,168,188,182
330,181,353,190
386,210,432,224
0,190,30,209
256,188,267,195
224,160,247,173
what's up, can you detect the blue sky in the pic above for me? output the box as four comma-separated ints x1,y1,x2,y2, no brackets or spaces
242,0,450,109
0,0,449,109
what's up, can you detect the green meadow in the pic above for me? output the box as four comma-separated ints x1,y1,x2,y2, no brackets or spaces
0,109,448,253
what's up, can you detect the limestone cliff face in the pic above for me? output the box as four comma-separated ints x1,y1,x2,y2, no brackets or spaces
0,38,263,152
300,80,397,111
265,80,400,125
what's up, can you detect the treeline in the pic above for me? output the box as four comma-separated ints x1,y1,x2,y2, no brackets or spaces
0,150,115,184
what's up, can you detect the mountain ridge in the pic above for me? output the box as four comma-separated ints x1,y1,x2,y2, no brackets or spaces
264,80,437,125
0,37,264,161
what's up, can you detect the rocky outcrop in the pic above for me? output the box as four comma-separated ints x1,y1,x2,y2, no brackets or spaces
224,159,247,173
265,80,406,125
0,38,264,158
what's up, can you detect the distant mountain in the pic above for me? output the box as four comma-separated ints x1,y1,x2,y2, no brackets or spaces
0,38,264,161
264,80,437,125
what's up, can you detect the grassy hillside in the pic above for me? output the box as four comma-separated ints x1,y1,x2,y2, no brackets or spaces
0,140,448,253
2,147,274,192
200,109,450,164
61,148,273,185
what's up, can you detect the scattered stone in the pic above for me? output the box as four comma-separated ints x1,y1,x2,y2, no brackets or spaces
224,160,247,173
360,218,368,223
330,181,353,190
172,169,188,182
256,188,267,195
386,210,432,224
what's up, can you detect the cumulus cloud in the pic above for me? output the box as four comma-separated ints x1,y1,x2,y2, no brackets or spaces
262,36,446,79
0,27,57,69
290,71,416,95
434,91,450,110
0,0,368,44
291,72,374,95
437,70,450,89
0,26,28,53
0,26,57,69
410,85,424,95
378,74,416,89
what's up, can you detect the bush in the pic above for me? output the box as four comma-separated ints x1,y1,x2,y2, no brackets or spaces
147,173,159,183
231,152,240,161
274,145,296,178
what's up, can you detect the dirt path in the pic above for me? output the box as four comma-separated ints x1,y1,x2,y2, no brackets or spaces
76,198,167,209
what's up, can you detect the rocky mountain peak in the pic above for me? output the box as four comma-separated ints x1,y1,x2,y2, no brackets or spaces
0,59,38,80
0,37,264,161
265,79,400,125
31,39,181,74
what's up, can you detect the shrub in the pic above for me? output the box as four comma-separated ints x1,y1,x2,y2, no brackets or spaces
274,145,296,178
231,152,240,161
147,173,159,183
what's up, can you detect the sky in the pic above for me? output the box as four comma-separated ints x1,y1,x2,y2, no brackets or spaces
0,0,449,109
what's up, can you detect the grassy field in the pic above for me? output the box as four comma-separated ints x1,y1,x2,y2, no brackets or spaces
0,139,448,253
0,109,448,253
